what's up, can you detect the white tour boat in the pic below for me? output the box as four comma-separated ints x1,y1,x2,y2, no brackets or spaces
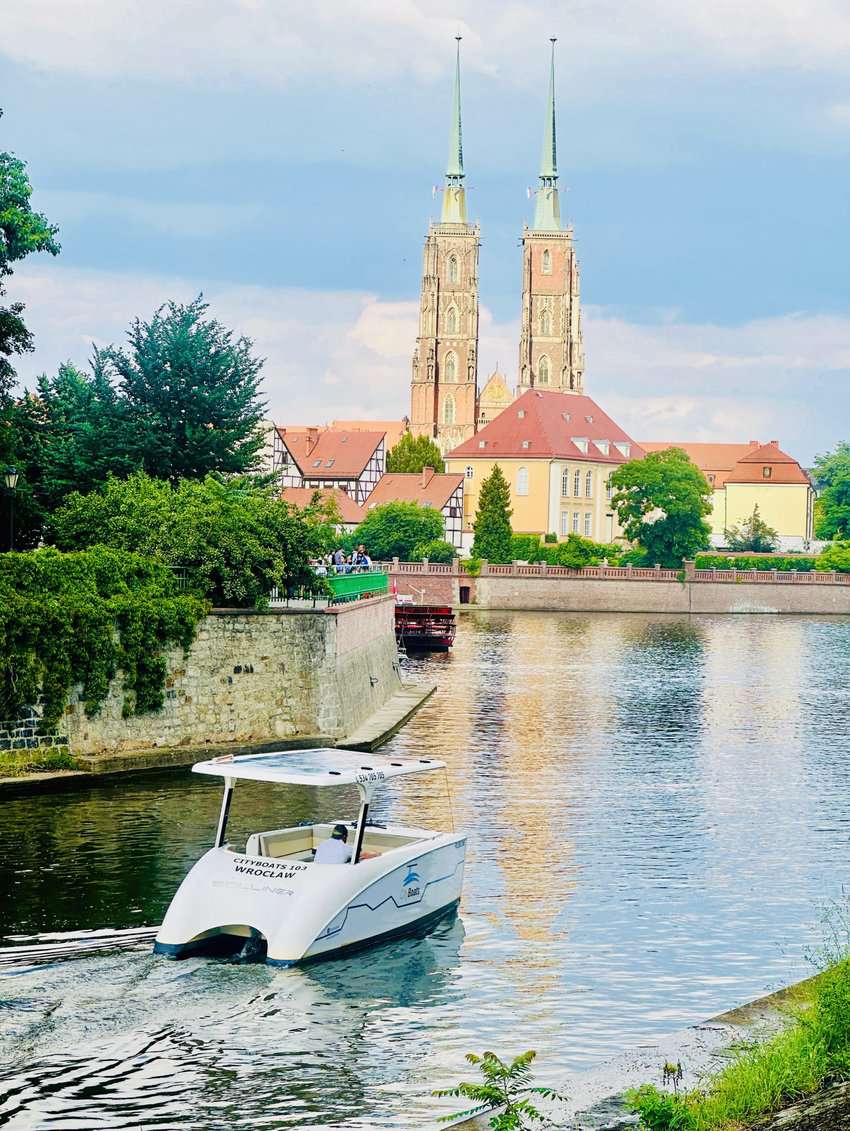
153,748,466,966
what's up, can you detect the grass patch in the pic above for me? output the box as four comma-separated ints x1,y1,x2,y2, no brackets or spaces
0,747,79,777
629,957,850,1130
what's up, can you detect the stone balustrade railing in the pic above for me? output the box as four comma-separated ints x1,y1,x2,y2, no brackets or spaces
382,559,850,585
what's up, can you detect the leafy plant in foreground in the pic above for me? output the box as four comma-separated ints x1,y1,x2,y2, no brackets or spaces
434,1050,566,1129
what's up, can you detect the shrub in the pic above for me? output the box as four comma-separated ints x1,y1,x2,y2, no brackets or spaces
696,554,818,572
543,532,557,544
415,539,455,564
510,534,544,561
816,541,850,573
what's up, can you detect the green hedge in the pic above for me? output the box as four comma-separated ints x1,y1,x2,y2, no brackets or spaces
696,554,818,572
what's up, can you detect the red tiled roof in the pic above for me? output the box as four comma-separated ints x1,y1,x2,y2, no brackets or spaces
726,441,811,485
365,469,463,511
281,487,364,524
447,390,643,463
330,420,408,450
276,428,384,477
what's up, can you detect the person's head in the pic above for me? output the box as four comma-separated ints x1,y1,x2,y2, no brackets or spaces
331,823,348,843
358,544,365,553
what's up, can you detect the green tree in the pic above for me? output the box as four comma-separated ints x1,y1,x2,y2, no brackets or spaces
471,464,513,563
816,480,850,540
0,111,61,402
724,504,779,553
101,295,266,482
49,472,330,607
352,501,444,561
610,448,712,567
435,1050,566,1129
386,432,444,473
812,442,850,490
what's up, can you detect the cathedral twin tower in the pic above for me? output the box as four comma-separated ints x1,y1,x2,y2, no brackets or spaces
410,39,586,455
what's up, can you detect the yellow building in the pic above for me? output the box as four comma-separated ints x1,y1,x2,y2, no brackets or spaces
641,440,815,549
446,389,643,544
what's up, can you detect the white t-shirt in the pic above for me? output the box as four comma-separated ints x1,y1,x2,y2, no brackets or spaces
314,837,352,864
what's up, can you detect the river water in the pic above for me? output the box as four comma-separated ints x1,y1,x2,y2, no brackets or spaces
2,611,850,1129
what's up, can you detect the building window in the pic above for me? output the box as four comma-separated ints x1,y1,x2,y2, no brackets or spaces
560,511,569,535
606,478,612,501
538,355,550,385
446,306,458,334
444,351,457,382
585,470,593,497
614,442,630,458
573,469,581,496
572,512,580,533
763,466,772,478
561,469,570,497
444,395,455,425
542,248,552,274
517,467,529,496
313,458,322,468
448,255,459,283
584,512,592,536
540,308,551,336
521,440,530,449
465,465,474,479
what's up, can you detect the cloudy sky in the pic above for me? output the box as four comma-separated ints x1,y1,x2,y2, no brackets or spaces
4,0,850,461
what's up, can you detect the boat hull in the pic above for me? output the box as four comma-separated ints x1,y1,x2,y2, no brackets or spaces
153,833,465,966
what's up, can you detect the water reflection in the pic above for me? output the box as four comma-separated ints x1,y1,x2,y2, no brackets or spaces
3,611,850,1127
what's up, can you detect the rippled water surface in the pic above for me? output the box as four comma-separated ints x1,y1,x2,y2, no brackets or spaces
2,611,850,1129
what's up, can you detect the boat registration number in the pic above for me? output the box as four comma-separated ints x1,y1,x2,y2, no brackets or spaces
355,770,386,783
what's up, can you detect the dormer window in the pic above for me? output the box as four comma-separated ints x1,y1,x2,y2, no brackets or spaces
478,440,486,449
614,442,631,458
763,466,772,478
585,415,594,423
595,440,609,455
313,458,322,467
325,458,335,468
562,412,571,422
521,440,530,449
518,409,526,419
573,438,589,454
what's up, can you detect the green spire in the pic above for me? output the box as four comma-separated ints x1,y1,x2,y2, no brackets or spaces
441,36,467,224
532,38,562,232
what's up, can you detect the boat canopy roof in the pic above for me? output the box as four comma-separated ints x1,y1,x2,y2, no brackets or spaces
192,748,447,788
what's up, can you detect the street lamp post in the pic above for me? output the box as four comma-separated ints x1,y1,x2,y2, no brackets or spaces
3,467,19,552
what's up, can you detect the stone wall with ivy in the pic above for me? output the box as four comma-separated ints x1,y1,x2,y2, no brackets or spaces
61,596,400,758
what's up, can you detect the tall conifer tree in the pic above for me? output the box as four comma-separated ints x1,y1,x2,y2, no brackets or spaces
471,464,513,563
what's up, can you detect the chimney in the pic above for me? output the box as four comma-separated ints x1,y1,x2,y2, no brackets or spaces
306,426,318,454
420,465,435,488
769,439,779,447
749,439,759,447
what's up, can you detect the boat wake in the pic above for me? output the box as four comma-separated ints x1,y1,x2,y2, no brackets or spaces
0,925,159,969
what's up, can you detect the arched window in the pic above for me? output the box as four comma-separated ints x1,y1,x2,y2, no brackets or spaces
517,467,529,496
443,395,455,425
446,306,458,335
448,255,459,284
542,249,552,274
585,470,593,497
540,308,551,335
561,469,570,497
444,351,457,382
538,355,550,385
573,469,581,496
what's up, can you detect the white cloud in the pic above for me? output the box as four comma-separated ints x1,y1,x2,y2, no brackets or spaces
10,264,850,462
5,0,850,93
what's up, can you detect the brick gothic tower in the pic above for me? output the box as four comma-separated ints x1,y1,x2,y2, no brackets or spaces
518,40,585,396
410,38,480,455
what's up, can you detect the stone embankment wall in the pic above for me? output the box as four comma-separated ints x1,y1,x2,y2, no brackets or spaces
60,596,400,757
387,559,850,614
0,715,69,758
